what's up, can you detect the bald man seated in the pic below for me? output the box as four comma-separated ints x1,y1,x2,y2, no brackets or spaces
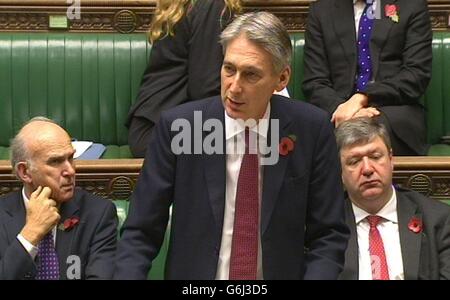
0,117,118,280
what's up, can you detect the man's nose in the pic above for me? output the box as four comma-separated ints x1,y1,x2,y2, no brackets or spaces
229,74,242,94
361,157,374,176
63,161,76,177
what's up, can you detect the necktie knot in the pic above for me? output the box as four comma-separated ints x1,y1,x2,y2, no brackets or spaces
367,215,382,228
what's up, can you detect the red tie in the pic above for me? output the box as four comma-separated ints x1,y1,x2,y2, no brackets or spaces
229,129,259,280
367,215,390,280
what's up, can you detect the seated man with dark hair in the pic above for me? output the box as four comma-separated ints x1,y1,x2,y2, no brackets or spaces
336,117,450,280
0,117,118,280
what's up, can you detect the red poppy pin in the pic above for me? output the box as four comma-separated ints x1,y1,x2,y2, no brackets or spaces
279,135,296,156
408,217,422,234
385,4,399,23
58,216,80,231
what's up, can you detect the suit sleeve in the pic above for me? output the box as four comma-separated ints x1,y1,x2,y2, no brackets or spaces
302,2,347,113
303,116,350,279
365,0,432,106
114,111,175,279
0,238,37,280
438,210,450,279
84,201,118,279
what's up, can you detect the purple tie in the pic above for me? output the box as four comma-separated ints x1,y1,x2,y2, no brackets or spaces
356,3,374,92
229,128,259,280
36,232,60,280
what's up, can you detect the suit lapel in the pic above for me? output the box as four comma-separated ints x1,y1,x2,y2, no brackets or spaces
370,0,397,78
261,97,292,235
1,191,27,244
333,0,357,66
397,191,421,280
203,98,227,233
56,194,81,280
341,198,359,280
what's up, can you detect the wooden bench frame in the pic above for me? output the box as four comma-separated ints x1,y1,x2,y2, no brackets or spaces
1,157,450,201
0,0,449,33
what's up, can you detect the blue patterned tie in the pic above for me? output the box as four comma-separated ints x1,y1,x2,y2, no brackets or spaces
356,3,374,92
36,232,60,280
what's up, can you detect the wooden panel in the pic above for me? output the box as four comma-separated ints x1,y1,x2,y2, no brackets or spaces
0,0,449,33
0,159,143,200
1,157,450,201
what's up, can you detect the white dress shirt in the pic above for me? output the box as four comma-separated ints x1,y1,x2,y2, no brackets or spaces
215,103,270,280
352,186,405,280
16,188,57,259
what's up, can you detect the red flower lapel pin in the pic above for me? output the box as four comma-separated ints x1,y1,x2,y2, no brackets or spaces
385,4,399,23
279,135,296,156
58,216,80,231
408,216,422,234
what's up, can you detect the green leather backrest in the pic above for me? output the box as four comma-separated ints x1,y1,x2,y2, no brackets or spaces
1,31,449,154
0,33,150,147
424,32,450,145
288,33,306,101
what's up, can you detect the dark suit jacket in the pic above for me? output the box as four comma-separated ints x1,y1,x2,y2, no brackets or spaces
0,188,118,280
339,188,450,280
126,0,231,128
114,95,350,280
303,0,432,155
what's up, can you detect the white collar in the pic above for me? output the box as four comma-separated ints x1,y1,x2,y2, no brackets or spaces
224,102,271,141
22,187,30,207
352,186,398,224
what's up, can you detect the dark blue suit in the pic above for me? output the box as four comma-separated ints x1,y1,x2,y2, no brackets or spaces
114,95,349,279
0,188,118,280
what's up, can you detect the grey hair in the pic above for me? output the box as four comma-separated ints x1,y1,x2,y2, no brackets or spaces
10,116,58,175
335,117,392,152
219,11,292,73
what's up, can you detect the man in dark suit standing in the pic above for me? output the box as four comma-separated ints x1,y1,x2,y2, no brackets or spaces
114,11,349,280
303,0,432,155
0,117,118,280
336,117,450,280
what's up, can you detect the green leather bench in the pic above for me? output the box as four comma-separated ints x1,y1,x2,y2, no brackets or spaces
0,33,151,159
1,32,449,159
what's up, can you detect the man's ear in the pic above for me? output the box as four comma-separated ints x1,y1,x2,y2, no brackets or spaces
275,66,291,92
16,162,33,184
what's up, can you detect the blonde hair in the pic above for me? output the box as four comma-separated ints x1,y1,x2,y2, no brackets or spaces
149,0,242,43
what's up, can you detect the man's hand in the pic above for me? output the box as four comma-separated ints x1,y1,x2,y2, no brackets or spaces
20,186,60,246
353,107,380,118
331,93,369,127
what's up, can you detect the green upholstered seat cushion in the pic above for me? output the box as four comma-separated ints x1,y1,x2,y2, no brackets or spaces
103,145,133,159
427,144,450,156
112,199,169,280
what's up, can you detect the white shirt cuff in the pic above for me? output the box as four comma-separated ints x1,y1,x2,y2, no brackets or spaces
16,234,39,259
